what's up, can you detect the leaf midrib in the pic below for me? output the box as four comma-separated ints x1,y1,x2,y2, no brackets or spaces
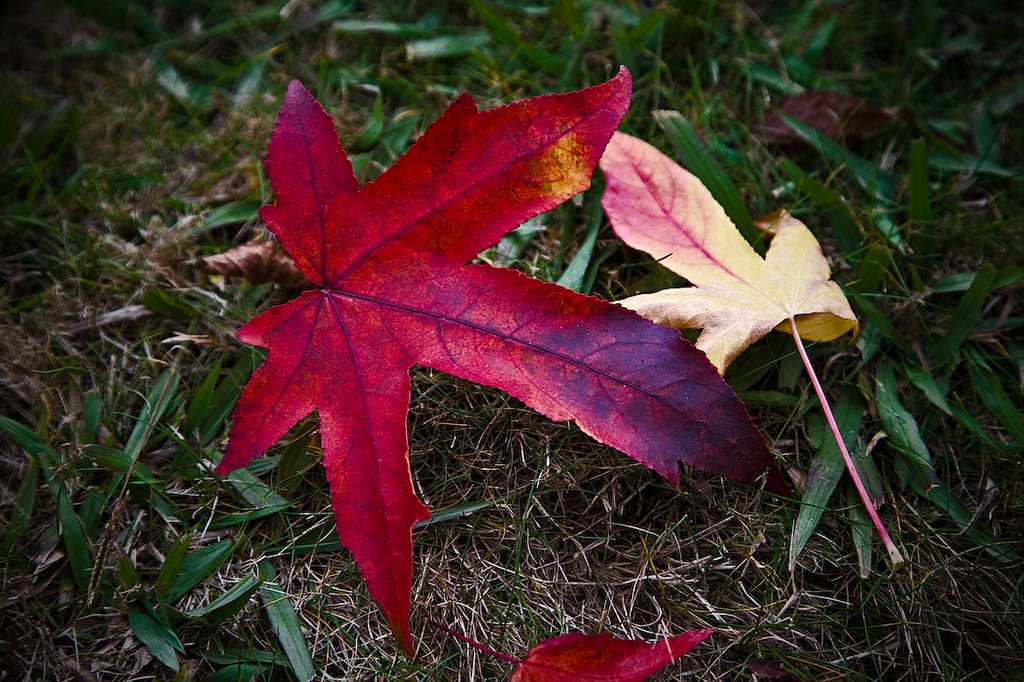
612,140,775,297
326,285,723,428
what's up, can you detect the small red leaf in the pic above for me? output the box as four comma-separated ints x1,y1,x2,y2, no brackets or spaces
214,70,776,654
760,90,900,149
509,630,713,682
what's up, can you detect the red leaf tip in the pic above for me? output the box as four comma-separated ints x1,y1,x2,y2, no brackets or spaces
667,628,714,657
285,79,310,100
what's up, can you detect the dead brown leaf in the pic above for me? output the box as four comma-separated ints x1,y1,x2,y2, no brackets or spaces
747,658,803,681
760,90,901,149
201,240,307,289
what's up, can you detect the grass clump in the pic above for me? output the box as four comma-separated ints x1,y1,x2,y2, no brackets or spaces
1,1,1022,680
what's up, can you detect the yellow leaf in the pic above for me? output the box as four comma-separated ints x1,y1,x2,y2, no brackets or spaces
600,132,858,373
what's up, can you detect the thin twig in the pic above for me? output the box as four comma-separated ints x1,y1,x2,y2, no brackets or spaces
424,618,520,665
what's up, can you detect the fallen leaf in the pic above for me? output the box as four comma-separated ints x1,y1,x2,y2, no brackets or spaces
201,240,306,289
214,72,778,654
759,90,900,149
509,630,713,682
601,131,905,567
600,131,858,373
747,657,803,681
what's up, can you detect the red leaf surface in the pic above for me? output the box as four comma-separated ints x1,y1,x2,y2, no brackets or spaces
214,70,775,654
509,630,713,681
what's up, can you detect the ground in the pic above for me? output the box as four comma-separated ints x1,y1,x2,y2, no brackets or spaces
1,1,1021,680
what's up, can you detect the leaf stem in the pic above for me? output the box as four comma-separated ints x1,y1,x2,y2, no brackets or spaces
424,618,521,665
788,317,905,569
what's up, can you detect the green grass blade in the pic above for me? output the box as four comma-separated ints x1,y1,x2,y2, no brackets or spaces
123,368,180,462
0,450,38,555
183,358,222,439
211,466,290,528
467,0,565,74
128,608,183,670
907,138,933,260
966,348,1024,445
65,0,168,43
196,353,258,445
556,201,601,292
0,417,91,590
140,287,194,321
932,264,996,366
654,110,763,251
86,445,160,485
776,111,897,204
789,386,865,571
847,483,874,578
166,539,235,604
352,92,385,153
404,33,490,60
0,417,58,466
923,484,1021,562
868,199,906,255
552,0,585,38
930,266,1023,294
117,551,141,589
222,467,289,510
847,290,911,354
208,507,286,529
946,402,1001,451
277,525,340,556
875,362,936,480
333,19,431,38
875,364,1015,560
901,362,953,416
927,149,1020,178
205,664,263,682
736,390,800,407
56,491,91,591
416,499,495,528
155,533,194,605
204,648,287,667
182,573,263,626
778,157,865,262
275,425,314,497
81,390,101,443
276,500,495,556
852,244,890,294
258,560,314,682
197,200,260,235
581,244,617,296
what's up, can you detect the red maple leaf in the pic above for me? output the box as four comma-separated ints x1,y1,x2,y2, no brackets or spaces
509,630,713,681
214,69,778,654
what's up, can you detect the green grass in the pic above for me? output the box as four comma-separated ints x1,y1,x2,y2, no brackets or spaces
1,1,1022,679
